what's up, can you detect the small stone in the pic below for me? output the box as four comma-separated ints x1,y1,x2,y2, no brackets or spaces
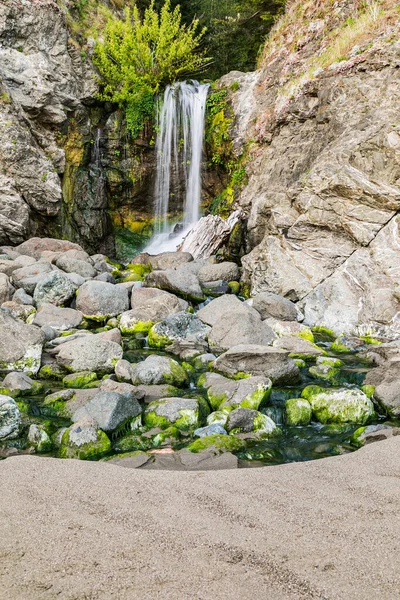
194,423,227,437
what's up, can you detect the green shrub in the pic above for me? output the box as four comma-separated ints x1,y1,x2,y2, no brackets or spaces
93,1,210,137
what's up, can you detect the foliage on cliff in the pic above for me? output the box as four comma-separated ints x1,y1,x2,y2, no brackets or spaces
92,1,209,137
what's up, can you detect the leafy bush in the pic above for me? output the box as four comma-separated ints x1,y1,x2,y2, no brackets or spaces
93,1,210,137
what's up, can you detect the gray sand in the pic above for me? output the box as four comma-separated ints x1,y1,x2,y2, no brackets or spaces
0,438,399,600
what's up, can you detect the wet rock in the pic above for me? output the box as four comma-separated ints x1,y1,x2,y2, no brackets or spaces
144,268,205,303
199,372,272,411
27,424,52,453
200,280,230,297
56,336,123,374
1,372,42,396
32,304,83,331
135,384,179,404
194,423,227,437
76,281,129,319
33,271,78,307
193,353,217,368
131,355,188,387
102,451,152,469
351,424,393,447
285,398,312,425
63,371,98,389
302,386,374,424
144,397,206,432
0,311,44,374
364,361,400,417
197,262,239,284
0,395,20,440
212,345,300,385
59,423,111,460
148,312,211,349
187,434,245,454
72,391,142,433
56,255,97,279
247,292,303,322
226,408,278,436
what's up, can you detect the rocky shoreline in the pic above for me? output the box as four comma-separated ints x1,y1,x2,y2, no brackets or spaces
0,237,399,469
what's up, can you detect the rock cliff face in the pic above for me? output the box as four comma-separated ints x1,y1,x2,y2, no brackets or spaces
223,0,400,338
0,0,158,256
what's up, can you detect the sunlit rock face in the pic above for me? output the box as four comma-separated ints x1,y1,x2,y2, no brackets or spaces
221,0,400,337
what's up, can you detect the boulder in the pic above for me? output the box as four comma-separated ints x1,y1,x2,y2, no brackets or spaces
247,292,303,322
15,238,83,260
285,398,312,425
364,361,400,417
63,371,98,389
199,372,272,410
0,395,20,440
272,336,323,358
12,262,53,295
131,355,189,387
0,273,12,304
144,397,206,432
197,262,239,284
226,408,278,436
208,311,275,353
72,391,142,432
56,255,97,279
99,378,144,400
33,271,78,307
212,345,300,385
13,288,34,305
76,281,129,319
148,252,193,270
59,423,111,460
148,312,211,349
197,295,250,327
131,287,183,317
56,336,123,374
1,372,42,396
27,424,52,453
144,268,205,303
32,304,83,331
302,386,374,424
0,311,44,374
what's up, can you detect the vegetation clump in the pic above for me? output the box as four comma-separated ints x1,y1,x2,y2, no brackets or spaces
93,1,209,137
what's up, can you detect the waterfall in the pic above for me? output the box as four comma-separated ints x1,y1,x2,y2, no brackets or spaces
145,80,209,253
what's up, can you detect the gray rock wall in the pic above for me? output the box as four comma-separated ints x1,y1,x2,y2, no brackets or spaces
222,1,400,338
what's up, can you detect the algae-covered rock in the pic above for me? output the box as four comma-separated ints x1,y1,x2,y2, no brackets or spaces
207,407,232,427
1,372,43,396
59,424,111,460
38,362,68,380
131,355,189,387
226,408,278,436
309,356,343,384
302,386,374,424
0,395,20,440
0,310,44,375
188,434,245,454
285,398,312,425
63,371,98,389
144,397,207,432
27,424,52,453
148,311,210,349
72,391,142,433
199,372,272,411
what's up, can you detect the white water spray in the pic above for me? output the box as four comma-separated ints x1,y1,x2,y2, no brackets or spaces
145,80,209,253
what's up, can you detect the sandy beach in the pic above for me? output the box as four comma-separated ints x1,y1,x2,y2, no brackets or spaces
1,437,399,600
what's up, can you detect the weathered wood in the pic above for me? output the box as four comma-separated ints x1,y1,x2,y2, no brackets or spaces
178,210,242,259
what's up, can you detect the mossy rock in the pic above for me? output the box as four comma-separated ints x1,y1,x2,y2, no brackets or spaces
120,319,154,335
228,281,240,295
285,398,312,425
301,386,374,425
147,327,171,349
59,426,111,460
63,371,98,389
188,434,245,454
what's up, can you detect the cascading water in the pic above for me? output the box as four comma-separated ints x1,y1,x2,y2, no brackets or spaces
145,80,209,253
